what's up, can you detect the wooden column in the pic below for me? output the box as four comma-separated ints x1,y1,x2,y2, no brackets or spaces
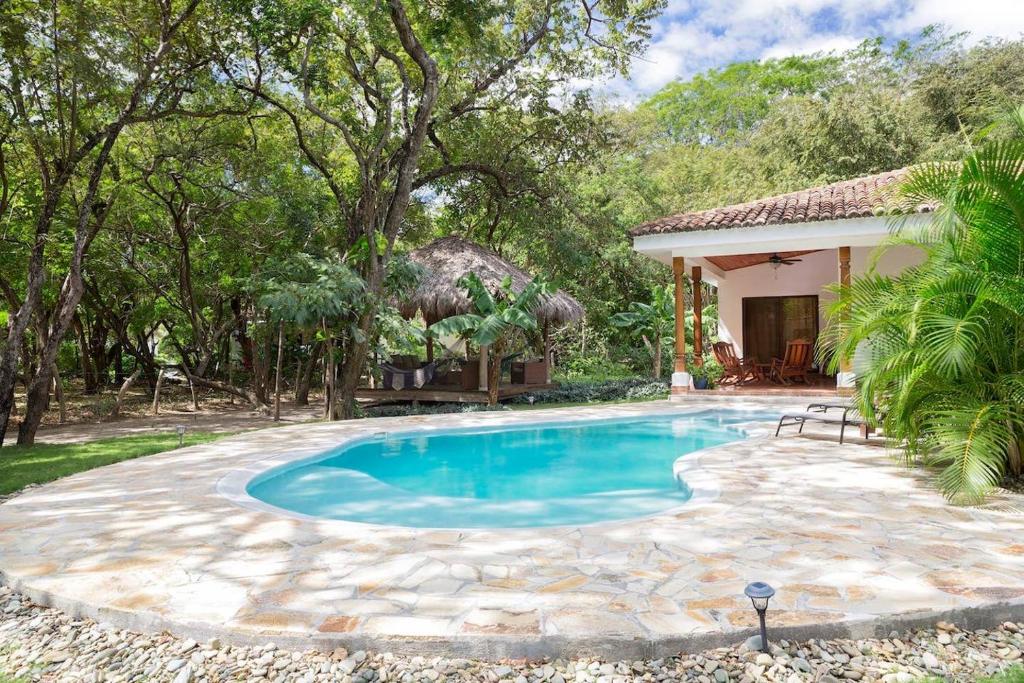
838,246,852,374
543,321,552,384
672,256,687,375
692,266,703,366
838,246,853,393
426,337,434,363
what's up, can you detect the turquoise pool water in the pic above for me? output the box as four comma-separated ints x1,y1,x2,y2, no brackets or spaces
247,411,766,528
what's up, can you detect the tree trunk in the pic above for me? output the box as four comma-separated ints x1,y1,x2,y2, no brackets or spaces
274,321,284,422
487,353,501,406
295,341,321,406
112,366,143,418
334,335,370,420
185,371,269,411
323,321,337,420
187,373,199,411
653,334,662,380
152,368,166,415
75,314,99,394
52,364,67,424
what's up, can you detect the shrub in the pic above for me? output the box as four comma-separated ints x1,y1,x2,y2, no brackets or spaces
361,403,511,418
507,378,669,405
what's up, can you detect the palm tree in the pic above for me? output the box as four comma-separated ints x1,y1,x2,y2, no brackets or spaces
430,273,551,406
821,130,1024,503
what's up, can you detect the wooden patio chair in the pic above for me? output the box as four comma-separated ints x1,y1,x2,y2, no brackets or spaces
770,339,813,385
711,342,757,385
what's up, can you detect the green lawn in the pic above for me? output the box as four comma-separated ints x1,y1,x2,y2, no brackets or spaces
0,432,225,496
921,666,1024,683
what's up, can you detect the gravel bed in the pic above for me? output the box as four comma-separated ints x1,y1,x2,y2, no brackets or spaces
1,586,1022,682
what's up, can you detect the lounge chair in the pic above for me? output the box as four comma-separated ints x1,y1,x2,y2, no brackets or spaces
775,400,878,444
770,339,813,384
774,412,865,444
712,342,757,385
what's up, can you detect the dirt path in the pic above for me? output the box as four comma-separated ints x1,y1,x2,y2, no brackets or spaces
2,402,324,445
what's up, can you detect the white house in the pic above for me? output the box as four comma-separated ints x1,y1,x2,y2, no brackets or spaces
630,168,929,394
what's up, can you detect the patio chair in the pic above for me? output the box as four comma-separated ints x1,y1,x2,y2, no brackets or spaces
711,342,757,385
770,339,813,384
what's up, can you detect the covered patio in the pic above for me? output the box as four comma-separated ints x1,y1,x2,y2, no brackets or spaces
357,236,583,404
631,168,929,395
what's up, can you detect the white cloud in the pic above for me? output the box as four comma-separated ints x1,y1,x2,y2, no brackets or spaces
886,0,1024,41
761,34,862,59
597,0,1024,101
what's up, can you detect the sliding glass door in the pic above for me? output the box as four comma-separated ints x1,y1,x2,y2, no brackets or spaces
742,295,819,365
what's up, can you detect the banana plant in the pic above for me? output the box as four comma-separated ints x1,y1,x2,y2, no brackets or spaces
610,285,676,379
430,273,552,405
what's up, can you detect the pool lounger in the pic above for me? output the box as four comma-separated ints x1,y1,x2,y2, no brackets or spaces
775,402,868,444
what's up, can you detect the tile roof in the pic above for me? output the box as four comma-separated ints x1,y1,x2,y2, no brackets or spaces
630,167,930,237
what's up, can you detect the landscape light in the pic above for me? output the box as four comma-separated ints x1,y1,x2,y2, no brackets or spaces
744,581,775,652
175,425,187,448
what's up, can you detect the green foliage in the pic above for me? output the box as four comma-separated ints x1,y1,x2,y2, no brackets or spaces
691,356,725,387
257,254,365,327
429,273,552,348
506,378,669,404
610,283,676,378
821,127,1024,504
556,354,637,382
642,55,842,145
0,432,226,496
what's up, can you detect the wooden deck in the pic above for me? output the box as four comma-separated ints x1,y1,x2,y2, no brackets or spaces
355,383,558,405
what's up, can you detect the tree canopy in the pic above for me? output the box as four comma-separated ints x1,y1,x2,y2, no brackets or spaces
2,2,1024,447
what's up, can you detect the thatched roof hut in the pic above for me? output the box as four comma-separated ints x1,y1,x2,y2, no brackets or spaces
400,236,585,325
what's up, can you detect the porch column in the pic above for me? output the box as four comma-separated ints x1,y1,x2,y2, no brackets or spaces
692,266,703,366
837,246,855,392
478,344,489,391
672,256,690,393
543,321,552,384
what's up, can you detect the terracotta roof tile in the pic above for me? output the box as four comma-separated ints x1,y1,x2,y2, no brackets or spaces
630,167,928,237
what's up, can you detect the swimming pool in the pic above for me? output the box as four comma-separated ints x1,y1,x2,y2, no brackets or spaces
246,410,768,528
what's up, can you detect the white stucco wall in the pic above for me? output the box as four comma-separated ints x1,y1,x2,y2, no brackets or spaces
717,245,924,361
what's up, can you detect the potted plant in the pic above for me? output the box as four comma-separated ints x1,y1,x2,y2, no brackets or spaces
691,357,724,390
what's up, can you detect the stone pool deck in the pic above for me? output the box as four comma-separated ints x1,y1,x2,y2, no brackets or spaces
1,399,1024,659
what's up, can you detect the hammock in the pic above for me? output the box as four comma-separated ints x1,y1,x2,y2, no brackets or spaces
380,361,441,391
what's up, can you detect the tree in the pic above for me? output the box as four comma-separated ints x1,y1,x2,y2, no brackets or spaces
258,254,366,419
609,285,675,379
821,122,1024,503
220,0,660,418
0,0,239,445
430,273,551,405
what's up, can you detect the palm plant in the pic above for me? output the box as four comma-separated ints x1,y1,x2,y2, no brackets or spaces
430,273,552,406
821,132,1024,503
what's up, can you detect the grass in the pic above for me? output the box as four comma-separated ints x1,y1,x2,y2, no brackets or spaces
920,667,1024,683
0,432,226,496
979,668,1024,683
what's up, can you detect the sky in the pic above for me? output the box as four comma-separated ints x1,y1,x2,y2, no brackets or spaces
605,0,1024,101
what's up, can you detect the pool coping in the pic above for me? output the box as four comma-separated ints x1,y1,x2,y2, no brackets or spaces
4,398,1024,660
215,405,777,533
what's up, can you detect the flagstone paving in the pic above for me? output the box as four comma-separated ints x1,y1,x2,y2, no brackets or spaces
1,399,1023,659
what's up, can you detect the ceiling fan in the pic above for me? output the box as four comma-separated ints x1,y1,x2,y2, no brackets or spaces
767,253,802,268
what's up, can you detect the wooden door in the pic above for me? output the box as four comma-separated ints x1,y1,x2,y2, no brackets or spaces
742,296,819,364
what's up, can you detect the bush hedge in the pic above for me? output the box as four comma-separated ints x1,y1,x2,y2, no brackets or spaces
506,378,669,404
